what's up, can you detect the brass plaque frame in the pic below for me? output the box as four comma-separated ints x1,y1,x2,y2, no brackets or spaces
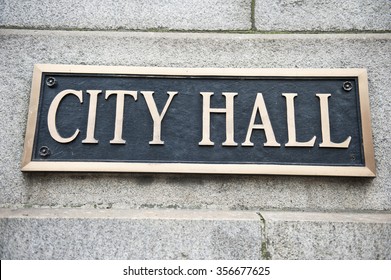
21,64,376,176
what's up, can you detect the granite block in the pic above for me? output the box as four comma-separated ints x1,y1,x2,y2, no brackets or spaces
0,30,390,212
255,0,391,31
260,211,391,259
0,0,251,31
0,209,261,259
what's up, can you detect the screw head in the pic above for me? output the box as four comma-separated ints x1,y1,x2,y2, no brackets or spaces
46,77,57,87
39,146,51,157
343,81,353,92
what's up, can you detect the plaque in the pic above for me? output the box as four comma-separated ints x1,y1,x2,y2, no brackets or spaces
21,65,375,176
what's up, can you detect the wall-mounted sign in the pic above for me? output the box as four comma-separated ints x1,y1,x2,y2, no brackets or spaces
22,65,375,176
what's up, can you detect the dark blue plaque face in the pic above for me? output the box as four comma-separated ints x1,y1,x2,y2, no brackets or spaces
22,65,376,176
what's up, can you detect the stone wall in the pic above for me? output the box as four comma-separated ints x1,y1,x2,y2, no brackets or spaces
0,0,390,259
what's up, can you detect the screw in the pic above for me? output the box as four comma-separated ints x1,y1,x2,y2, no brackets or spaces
46,77,57,87
39,146,51,157
343,81,353,92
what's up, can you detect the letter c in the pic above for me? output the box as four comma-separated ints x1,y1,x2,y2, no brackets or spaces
47,89,83,143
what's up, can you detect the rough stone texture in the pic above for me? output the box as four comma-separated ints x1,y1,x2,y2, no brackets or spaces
1,209,390,259
0,209,261,259
261,211,391,259
255,0,391,31
0,30,390,212
0,0,251,31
